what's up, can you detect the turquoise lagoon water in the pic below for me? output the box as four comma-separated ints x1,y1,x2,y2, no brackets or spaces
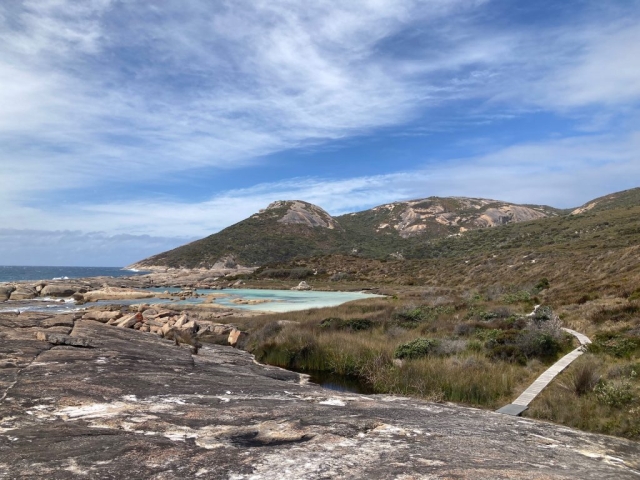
145,287,383,313
1,287,382,314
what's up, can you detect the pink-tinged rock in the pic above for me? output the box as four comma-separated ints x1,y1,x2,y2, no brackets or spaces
83,310,122,323
228,328,247,347
115,314,138,328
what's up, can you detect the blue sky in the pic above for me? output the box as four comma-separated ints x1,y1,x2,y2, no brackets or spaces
0,0,639,266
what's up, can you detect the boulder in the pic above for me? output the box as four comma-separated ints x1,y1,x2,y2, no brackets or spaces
196,323,235,344
228,328,247,347
115,314,138,328
161,322,173,337
35,331,93,348
0,285,16,301
83,310,123,323
173,314,188,328
291,281,311,291
10,286,38,300
41,284,81,298
82,287,155,302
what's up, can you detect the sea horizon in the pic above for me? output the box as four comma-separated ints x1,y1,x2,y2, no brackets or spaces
0,265,147,283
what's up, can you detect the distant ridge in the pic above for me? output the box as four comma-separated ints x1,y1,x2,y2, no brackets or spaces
128,193,582,270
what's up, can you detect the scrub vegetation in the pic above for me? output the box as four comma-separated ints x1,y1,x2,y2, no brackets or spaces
201,188,640,440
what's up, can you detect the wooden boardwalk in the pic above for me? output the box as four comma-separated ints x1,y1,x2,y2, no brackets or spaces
496,328,591,416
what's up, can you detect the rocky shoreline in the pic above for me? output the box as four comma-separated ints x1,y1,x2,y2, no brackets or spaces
1,309,639,478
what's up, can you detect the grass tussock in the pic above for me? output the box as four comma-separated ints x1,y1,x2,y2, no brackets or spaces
229,297,569,408
527,354,640,439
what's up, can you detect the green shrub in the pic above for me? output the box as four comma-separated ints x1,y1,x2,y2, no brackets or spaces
258,268,292,279
594,380,634,407
329,272,350,282
394,338,439,359
589,332,640,358
503,290,532,304
533,305,555,321
489,344,526,365
289,268,314,279
534,278,550,292
517,331,563,359
320,317,373,332
393,305,427,327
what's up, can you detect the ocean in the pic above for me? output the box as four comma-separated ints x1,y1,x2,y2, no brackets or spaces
0,266,148,283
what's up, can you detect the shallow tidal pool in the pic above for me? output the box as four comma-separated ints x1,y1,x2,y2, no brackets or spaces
145,287,383,313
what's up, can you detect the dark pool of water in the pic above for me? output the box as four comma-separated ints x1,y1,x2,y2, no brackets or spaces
306,370,375,395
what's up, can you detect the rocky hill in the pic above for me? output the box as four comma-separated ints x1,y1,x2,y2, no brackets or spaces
129,200,347,269
571,187,640,215
338,196,559,239
130,191,634,270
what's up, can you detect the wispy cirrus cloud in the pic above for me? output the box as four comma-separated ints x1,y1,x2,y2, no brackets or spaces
0,1,639,265
4,130,638,237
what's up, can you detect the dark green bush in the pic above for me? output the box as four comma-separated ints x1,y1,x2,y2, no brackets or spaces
320,317,373,331
503,291,532,304
588,332,640,358
489,344,526,365
393,305,427,327
394,338,439,359
534,278,550,292
258,268,292,279
289,268,314,279
518,331,563,359
533,305,554,321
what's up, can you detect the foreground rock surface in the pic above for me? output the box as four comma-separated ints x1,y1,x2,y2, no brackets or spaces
1,312,639,479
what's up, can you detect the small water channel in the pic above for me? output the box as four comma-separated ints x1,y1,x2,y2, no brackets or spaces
305,370,376,395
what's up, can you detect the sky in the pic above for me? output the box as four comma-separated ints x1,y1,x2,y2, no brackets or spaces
0,0,639,266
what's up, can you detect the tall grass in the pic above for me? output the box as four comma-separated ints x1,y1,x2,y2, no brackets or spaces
235,297,550,408
526,354,640,439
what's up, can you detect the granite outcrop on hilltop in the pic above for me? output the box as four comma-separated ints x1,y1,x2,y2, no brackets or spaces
128,195,564,270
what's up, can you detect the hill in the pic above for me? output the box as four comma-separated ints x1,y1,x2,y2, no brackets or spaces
129,196,561,269
571,187,640,214
261,188,640,303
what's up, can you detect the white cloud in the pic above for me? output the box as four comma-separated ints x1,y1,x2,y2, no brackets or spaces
0,1,639,265
0,0,494,197
2,131,637,241
531,21,640,109
0,229,192,267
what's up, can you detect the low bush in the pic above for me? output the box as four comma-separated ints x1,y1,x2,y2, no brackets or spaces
503,291,532,304
534,278,550,292
392,305,427,327
258,268,292,279
329,272,350,282
320,317,373,332
589,302,640,325
588,332,640,358
489,344,527,365
289,267,314,279
394,338,439,359
594,380,634,407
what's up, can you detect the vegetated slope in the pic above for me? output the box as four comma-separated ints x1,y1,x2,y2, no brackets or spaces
338,196,560,239
131,201,347,268
132,196,561,269
262,195,640,302
571,187,640,214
